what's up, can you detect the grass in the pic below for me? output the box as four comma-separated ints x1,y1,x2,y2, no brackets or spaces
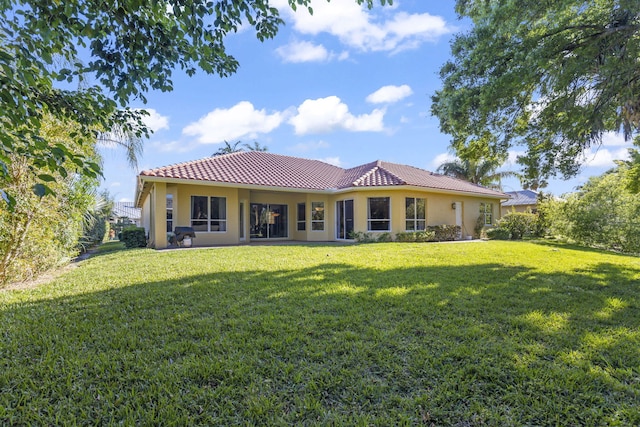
1,240,639,425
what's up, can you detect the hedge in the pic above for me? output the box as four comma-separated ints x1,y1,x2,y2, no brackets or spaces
121,227,147,248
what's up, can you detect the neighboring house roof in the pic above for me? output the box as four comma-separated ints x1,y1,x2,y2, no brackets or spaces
138,152,507,204
112,202,141,220
501,190,538,207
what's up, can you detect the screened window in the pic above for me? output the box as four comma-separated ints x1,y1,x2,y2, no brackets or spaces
480,203,493,226
311,202,324,231
191,196,227,232
166,194,174,233
297,203,306,231
368,197,390,231
405,197,426,231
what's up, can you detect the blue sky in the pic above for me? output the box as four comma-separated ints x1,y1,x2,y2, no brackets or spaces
99,0,633,202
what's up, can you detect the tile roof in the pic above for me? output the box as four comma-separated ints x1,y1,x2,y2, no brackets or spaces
140,151,506,198
112,202,141,220
502,190,538,206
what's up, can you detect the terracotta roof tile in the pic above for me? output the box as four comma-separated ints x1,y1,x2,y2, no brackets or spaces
140,152,506,198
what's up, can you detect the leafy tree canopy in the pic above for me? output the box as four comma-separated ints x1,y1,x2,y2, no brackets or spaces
0,0,390,204
431,0,640,181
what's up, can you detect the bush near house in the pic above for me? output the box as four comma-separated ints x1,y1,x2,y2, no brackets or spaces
497,212,538,240
120,226,147,248
395,231,436,242
426,225,461,241
486,227,511,240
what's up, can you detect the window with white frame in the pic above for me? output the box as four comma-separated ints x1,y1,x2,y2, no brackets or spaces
311,202,324,231
166,194,173,233
297,203,306,231
480,202,493,226
405,197,426,231
191,196,227,232
368,197,390,231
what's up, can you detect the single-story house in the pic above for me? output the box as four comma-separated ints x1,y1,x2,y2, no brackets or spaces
501,190,538,215
135,151,507,248
110,202,142,227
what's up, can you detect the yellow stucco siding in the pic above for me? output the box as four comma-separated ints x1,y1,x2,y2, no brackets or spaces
171,184,240,247
139,181,504,248
332,189,500,239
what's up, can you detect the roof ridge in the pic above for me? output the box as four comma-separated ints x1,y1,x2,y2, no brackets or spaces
376,161,407,185
351,163,380,186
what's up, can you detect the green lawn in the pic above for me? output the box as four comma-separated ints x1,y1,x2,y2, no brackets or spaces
1,241,639,425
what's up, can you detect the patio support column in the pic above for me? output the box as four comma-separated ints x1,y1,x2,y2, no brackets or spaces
153,182,168,249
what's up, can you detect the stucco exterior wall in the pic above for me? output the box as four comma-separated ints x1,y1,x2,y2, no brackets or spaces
139,181,504,248
171,184,240,247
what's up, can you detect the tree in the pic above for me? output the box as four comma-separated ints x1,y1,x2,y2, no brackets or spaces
431,1,640,182
545,164,640,253
0,116,102,285
1,0,391,204
212,140,244,156
436,157,516,190
244,141,269,152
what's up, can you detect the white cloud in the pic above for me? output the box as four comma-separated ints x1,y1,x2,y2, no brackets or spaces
400,116,410,124
366,84,413,104
118,197,133,203
601,131,632,147
429,153,458,171
271,0,452,53
183,101,285,144
275,40,348,63
289,140,330,153
430,152,457,170
138,108,169,132
289,96,385,135
583,147,630,168
109,182,121,188
316,156,343,167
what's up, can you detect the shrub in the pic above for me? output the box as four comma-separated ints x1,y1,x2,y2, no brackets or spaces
497,212,537,240
376,232,393,242
121,226,147,248
415,230,436,242
426,225,460,241
395,232,417,242
486,227,511,240
348,231,376,243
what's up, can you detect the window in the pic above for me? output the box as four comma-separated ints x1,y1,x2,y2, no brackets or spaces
191,196,227,232
368,197,390,231
210,197,227,231
297,203,306,231
480,203,493,226
166,194,173,233
405,197,426,231
311,202,324,231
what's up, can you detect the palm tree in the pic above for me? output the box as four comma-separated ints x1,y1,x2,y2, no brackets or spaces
243,141,268,152
212,140,243,156
436,157,517,190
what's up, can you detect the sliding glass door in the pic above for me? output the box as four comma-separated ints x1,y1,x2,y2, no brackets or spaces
336,199,354,239
250,203,288,239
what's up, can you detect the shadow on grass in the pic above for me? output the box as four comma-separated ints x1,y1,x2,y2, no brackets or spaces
1,258,639,425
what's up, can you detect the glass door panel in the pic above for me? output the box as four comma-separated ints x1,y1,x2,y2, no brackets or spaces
336,199,354,239
250,203,288,239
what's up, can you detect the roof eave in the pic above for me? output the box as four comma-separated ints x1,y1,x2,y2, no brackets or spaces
137,175,331,195
137,176,508,200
